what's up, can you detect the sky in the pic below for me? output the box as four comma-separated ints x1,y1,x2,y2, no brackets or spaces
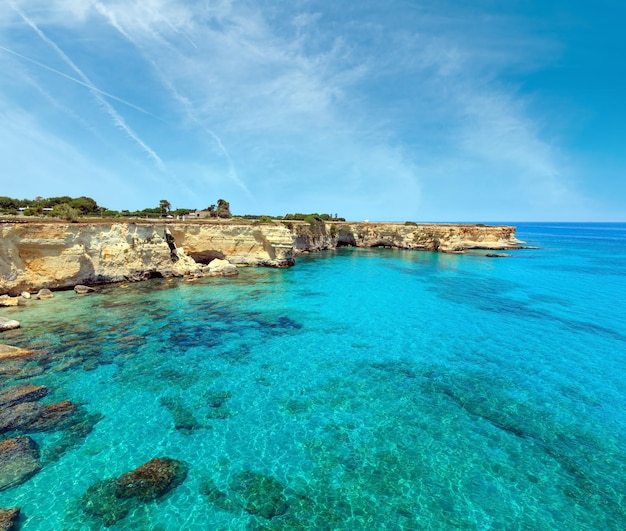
1,0,624,221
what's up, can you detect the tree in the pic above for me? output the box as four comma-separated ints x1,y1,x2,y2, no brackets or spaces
159,199,171,217
70,196,99,215
51,203,79,222
216,199,232,218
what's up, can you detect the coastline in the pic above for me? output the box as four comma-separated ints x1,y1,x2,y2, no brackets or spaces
0,219,522,295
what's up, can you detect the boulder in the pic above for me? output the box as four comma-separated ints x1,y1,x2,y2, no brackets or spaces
0,384,49,409
36,288,54,299
0,436,41,491
0,318,20,332
74,285,95,294
0,507,20,530
205,259,238,276
21,291,31,299
0,296,18,308
115,457,188,500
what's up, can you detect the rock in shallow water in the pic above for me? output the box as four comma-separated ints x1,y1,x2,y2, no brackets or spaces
0,507,20,530
74,284,95,294
0,318,20,332
81,457,188,526
0,296,18,307
0,384,49,409
0,400,77,434
36,288,54,299
0,436,41,491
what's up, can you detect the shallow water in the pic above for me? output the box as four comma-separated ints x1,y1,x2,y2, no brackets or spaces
1,223,625,529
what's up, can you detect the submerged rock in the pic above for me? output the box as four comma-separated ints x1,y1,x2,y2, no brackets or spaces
0,436,41,491
229,471,289,519
0,345,37,361
0,507,20,530
204,390,232,408
74,284,95,294
36,288,54,299
81,457,188,526
159,396,202,433
115,457,188,500
0,384,49,409
82,478,134,527
0,318,20,332
0,400,77,433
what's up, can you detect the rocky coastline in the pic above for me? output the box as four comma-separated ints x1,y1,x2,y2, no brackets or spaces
0,220,522,296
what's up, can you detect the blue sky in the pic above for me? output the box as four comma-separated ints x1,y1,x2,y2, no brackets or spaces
1,0,624,221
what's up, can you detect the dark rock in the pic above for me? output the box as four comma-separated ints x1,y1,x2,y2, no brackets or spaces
36,289,54,300
159,396,201,433
229,471,289,519
0,318,20,332
188,250,225,265
26,400,77,431
0,507,20,531
204,390,232,408
485,253,510,258
199,478,232,511
115,457,188,500
81,457,188,526
0,384,49,409
74,285,95,294
0,400,77,433
81,478,133,527
0,436,41,491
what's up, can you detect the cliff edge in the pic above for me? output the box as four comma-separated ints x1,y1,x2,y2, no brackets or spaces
0,220,521,294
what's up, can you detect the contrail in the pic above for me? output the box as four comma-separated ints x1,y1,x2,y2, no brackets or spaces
12,5,166,170
0,45,157,119
95,4,251,196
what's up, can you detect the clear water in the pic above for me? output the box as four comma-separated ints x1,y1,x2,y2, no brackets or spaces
1,222,625,530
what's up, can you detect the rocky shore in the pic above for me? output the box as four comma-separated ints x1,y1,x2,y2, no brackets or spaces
0,220,522,295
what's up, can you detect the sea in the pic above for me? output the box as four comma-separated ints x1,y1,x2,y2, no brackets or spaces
0,222,625,530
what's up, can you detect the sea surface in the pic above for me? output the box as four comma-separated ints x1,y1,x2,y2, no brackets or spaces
1,222,625,530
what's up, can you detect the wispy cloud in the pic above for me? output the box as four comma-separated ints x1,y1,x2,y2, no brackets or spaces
11,3,166,171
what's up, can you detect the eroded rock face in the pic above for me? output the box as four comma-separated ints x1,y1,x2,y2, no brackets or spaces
0,222,203,295
0,436,41,491
0,221,521,294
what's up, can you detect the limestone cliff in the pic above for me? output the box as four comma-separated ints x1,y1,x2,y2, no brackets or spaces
0,222,201,295
290,221,521,254
0,220,521,295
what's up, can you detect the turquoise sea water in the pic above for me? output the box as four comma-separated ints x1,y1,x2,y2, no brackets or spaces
1,222,625,530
